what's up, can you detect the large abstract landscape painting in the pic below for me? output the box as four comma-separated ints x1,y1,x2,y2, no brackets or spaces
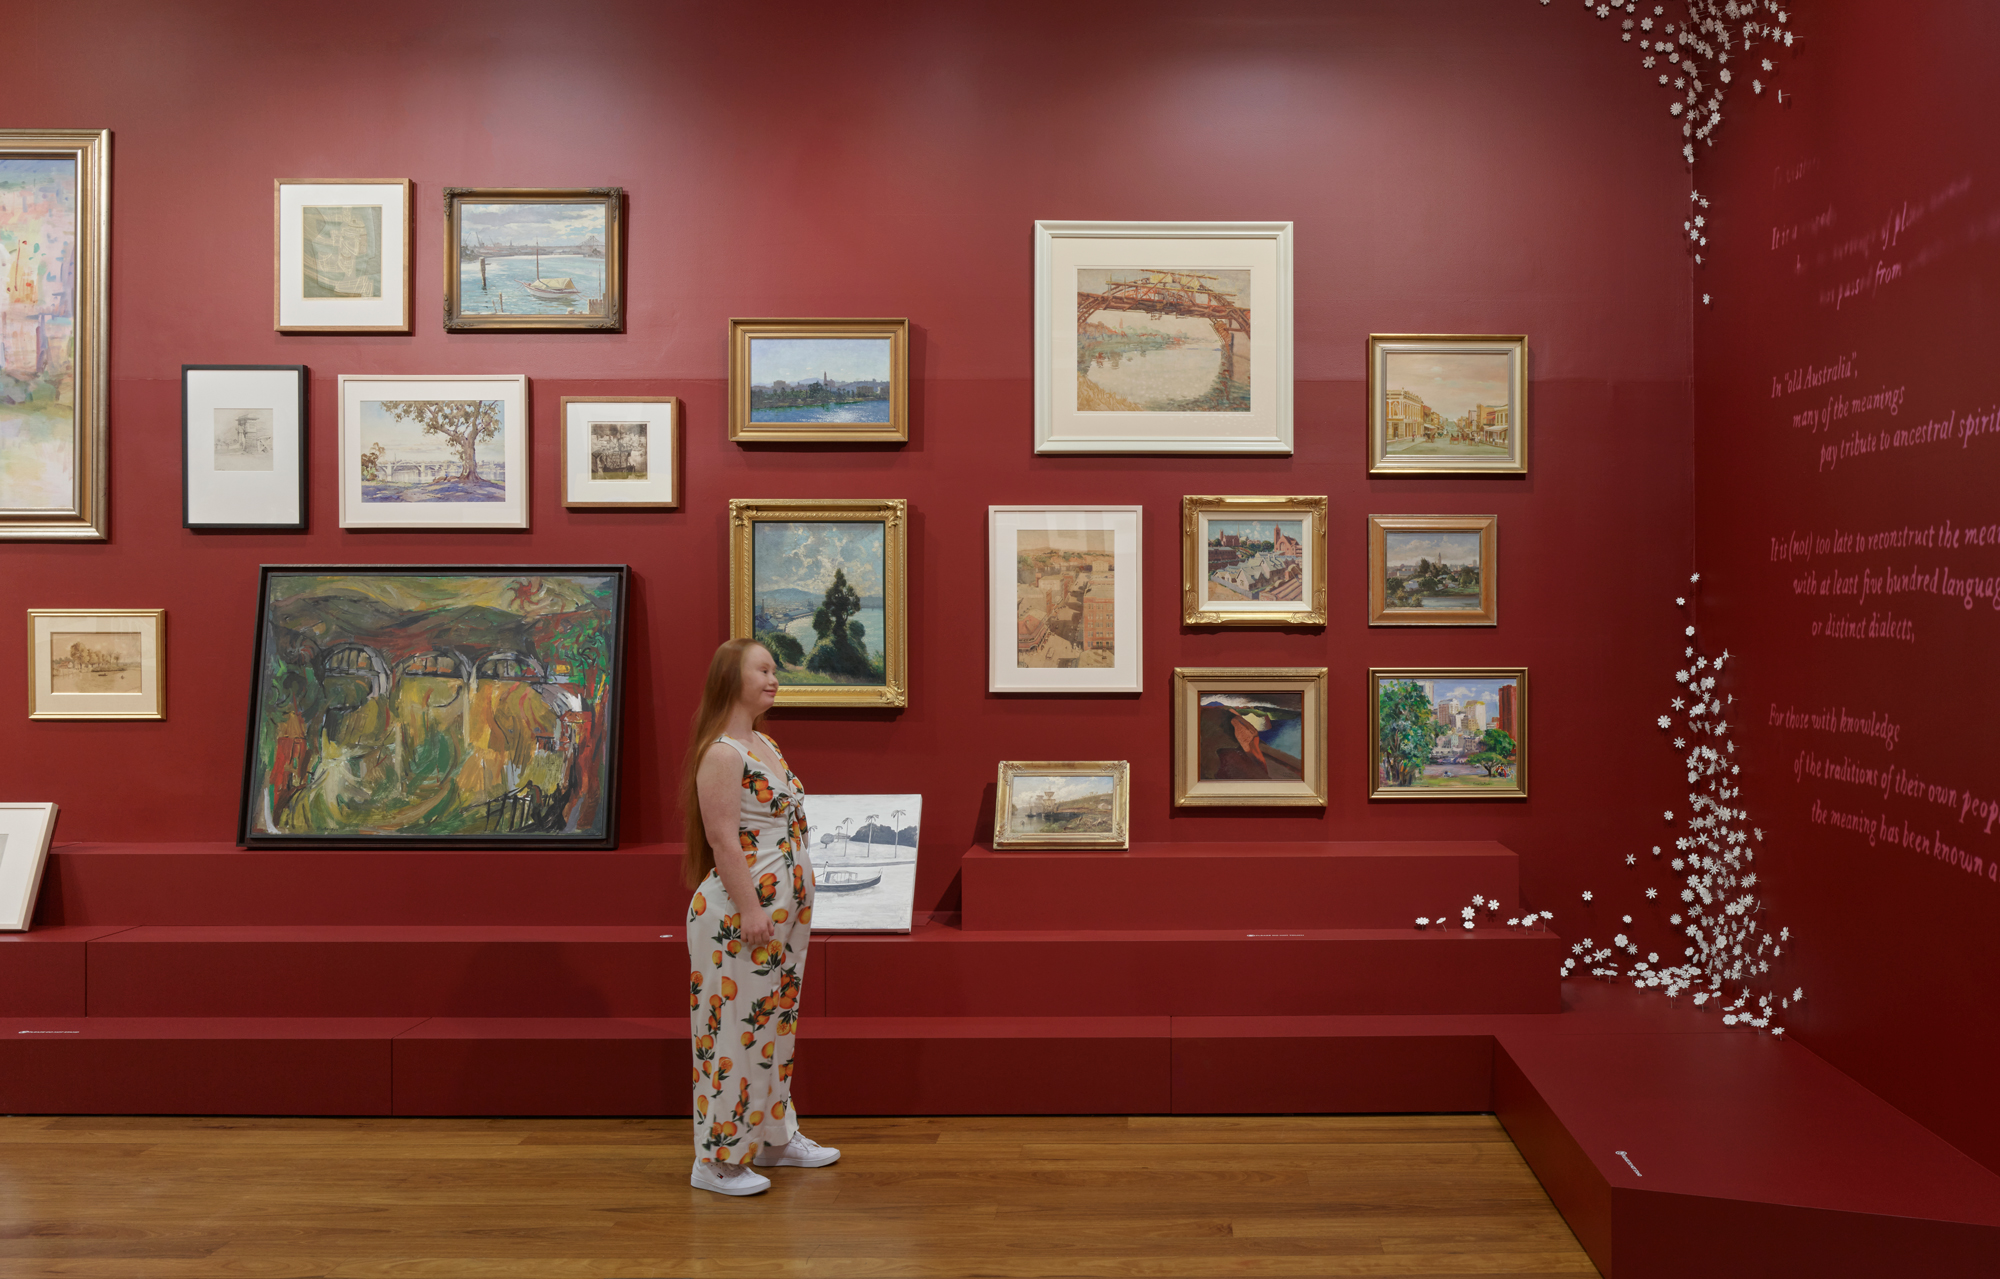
239,567,628,847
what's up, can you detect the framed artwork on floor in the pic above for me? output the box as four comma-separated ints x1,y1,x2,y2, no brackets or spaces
989,505,1143,695
0,129,109,541
182,365,309,529
337,374,530,530
1367,334,1528,475
237,565,630,848
1370,667,1527,800
1181,495,1327,626
1368,514,1497,625
442,187,623,331
559,396,678,509
0,802,59,931
730,498,908,709
1172,667,1327,807
992,761,1130,850
26,608,165,720
274,179,411,333
728,318,909,444
800,793,922,933
1034,220,1293,455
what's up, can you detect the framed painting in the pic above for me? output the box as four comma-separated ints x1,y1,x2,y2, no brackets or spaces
0,802,59,931
0,129,109,541
1370,667,1527,800
992,761,1130,850
237,566,629,848
1181,495,1326,626
1172,667,1327,807
273,179,411,333
1368,514,1497,626
730,498,908,708
989,505,1143,695
27,608,164,720
337,374,529,530
443,187,623,331
560,396,678,509
1367,335,1528,474
728,318,909,443
801,793,922,932
1034,220,1292,455
182,365,309,530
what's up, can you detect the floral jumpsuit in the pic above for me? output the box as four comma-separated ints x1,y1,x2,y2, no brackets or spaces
687,731,814,1165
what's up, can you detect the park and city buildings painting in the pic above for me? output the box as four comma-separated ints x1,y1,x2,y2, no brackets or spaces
338,375,529,529
801,793,922,932
728,319,908,442
442,188,623,331
992,761,1130,849
1368,335,1527,474
1173,667,1327,806
989,506,1143,694
274,179,410,334
1369,668,1527,799
732,499,908,708
1181,495,1326,625
1368,514,1498,626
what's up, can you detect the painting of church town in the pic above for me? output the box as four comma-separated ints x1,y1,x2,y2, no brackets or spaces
1373,673,1523,795
1380,350,1514,457
748,337,892,424
357,399,507,502
1076,268,1250,413
1015,528,1116,669
1382,529,1483,611
1203,518,1303,605
0,157,79,515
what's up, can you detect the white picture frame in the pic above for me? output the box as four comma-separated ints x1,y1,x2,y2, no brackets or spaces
274,179,411,333
800,793,922,933
1035,220,1293,455
337,374,530,530
560,396,679,508
0,802,59,931
182,365,309,529
27,609,164,720
989,505,1143,694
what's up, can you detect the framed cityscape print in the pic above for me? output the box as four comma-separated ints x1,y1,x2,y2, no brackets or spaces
182,365,309,529
1172,667,1327,807
989,505,1143,695
801,793,922,932
1181,495,1326,626
1368,514,1497,626
0,801,59,931
730,498,908,709
992,761,1130,850
237,565,629,848
1369,667,1527,800
27,608,165,720
273,179,411,333
337,374,529,530
442,187,623,331
1034,220,1293,455
559,396,678,509
728,317,909,443
1367,334,1527,474
1,129,109,541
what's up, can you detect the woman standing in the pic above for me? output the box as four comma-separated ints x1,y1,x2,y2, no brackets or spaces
682,638,840,1196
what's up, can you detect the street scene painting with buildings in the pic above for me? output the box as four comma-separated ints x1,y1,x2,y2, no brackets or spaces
1077,268,1250,412
0,157,78,514
456,202,607,318
1383,529,1483,610
1015,528,1116,669
1004,773,1117,839
357,400,505,503
1374,675,1521,790
1382,351,1513,457
1205,519,1303,605
752,521,888,687
749,338,892,424
1198,691,1306,782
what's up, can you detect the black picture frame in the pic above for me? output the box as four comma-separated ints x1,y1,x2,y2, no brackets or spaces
236,564,630,849
182,364,310,530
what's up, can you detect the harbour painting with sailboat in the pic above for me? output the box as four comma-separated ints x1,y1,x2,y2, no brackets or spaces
800,792,921,932
455,201,608,318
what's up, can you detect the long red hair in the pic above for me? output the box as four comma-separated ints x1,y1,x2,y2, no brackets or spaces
681,638,770,888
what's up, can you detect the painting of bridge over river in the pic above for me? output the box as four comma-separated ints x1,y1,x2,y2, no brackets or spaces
1077,268,1250,413
239,568,627,847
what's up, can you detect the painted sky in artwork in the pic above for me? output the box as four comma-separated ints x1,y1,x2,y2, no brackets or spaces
754,521,885,596
1010,774,1115,805
458,202,604,246
356,400,505,464
1383,530,1482,569
750,338,891,384
1384,351,1510,417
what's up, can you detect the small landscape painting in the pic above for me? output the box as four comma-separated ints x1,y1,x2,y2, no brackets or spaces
1015,528,1116,669
1198,691,1305,782
301,204,382,299
0,156,79,514
1381,350,1514,459
50,631,141,694
1076,268,1249,413
357,399,505,503
1374,672,1524,796
1205,518,1303,605
213,407,275,471
751,521,888,688
749,338,892,424
801,793,921,932
1003,773,1118,839
589,422,646,480
1383,529,1483,611
456,202,608,318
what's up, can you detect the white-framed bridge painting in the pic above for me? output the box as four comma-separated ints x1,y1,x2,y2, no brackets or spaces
1034,220,1293,455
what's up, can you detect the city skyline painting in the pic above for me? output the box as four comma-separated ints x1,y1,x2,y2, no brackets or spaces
1370,667,1527,799
443,188,623,332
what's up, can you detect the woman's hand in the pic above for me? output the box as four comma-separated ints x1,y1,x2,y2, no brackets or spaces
740,905,776,946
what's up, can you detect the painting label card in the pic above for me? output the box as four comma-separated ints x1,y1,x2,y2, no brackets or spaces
989,506,1143,694
338,375,529,529
1368,335,1527,474
275,180,410,332
560,397,678,508
1370,668,1527,799
800,793,921,932
27,609,164,720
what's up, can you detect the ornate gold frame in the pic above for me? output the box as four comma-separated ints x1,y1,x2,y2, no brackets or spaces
729,498,908,708
442,187,624,332
992,760,1130,849
1172,667,1327,807
1367,514,1498,626
1368,667,1528,800
727,318,909,444
1181,495,1327,626
27,608,165,720
1367,334,1528,475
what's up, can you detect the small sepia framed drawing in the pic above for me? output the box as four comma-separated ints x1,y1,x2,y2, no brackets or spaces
1368,334,1527,474
990,505,1143,695
560,396,678,509
1370,667,1527,800
729,318,909,444
993,761,1130,850
1368,515,1497,626
274,179,411,333
443,187,623,331
1036,220,1293,455
1173,667,1327,807
182,365,309,529
337,374,529,530
27,608,165,720
1182,495,1326,626
0,801,60,931
731,498,908,709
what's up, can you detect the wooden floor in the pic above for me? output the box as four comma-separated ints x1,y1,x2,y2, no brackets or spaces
0,1114,1596,1277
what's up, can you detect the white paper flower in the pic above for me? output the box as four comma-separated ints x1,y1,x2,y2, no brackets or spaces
1416,917,1429,927
1670,913,1681,925
1462,906,1475,920
1664,810,1674,821
1685,625,1696,636
1658,715,1672,728
1582,890,1594,902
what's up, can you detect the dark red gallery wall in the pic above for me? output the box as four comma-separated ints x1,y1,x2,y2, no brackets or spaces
1693,3,2000,1169
1,1,1692,921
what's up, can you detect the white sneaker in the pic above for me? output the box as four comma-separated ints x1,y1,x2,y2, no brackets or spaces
753,1134,841,1168
689,1158,771,1196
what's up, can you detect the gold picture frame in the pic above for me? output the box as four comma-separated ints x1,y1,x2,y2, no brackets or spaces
27,609,165,720
1172,668,1327,807
274,178,412,333
728,318,909,443
442,187,623,332
1368,514,1498,626
0,129,109,541
1181,495,1327,626
993,760,1130,849
730,498,908,708
559,396,679,509
1369,667,1527,800
1367,334,1527,475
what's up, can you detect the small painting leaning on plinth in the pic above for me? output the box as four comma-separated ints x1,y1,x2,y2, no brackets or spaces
1367,335,1527,475
1369,667,1527,800
0,802,59,931
993,761,1130,850
799,793,922,933
1173,668,1328,807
